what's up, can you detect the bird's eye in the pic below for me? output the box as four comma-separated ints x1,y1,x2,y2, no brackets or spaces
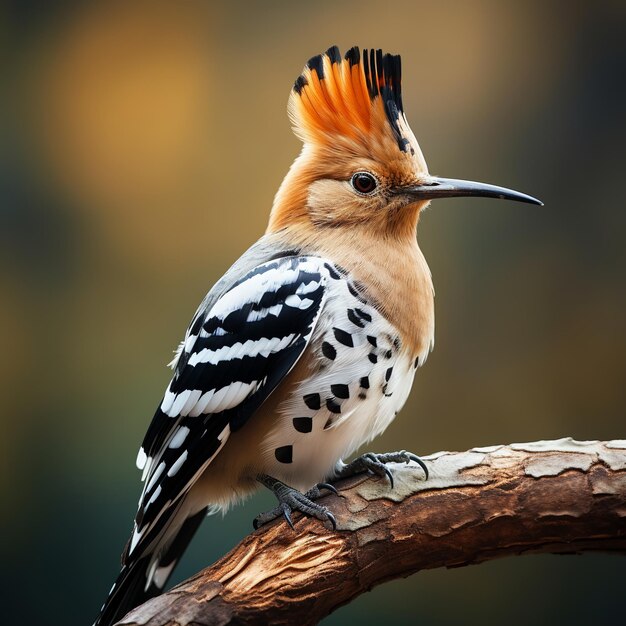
351,172,378,195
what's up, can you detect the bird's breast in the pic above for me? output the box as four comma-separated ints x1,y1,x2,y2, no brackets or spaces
260,263,422,490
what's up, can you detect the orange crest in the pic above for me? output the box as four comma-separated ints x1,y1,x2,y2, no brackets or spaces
289,46,420,160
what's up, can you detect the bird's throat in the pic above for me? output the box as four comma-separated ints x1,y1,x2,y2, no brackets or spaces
270,225,435,358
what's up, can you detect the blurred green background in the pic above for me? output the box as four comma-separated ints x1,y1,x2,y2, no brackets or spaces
3,1,625,624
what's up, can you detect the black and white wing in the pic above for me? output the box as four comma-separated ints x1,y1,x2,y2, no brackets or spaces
126,255,327,558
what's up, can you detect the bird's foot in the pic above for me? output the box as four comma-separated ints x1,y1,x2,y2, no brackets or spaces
335,450,428,489
254,474,337,530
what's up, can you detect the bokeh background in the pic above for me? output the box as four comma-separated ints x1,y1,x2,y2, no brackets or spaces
3,1,625,624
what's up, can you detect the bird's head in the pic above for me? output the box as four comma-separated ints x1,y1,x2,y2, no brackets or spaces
267,46,541,239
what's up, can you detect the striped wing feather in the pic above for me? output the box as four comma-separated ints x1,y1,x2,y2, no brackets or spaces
127,256,327,558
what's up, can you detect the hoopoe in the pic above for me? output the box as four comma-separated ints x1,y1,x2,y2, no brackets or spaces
95,46,541,625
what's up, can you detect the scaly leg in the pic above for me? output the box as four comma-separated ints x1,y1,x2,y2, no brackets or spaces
254,474,338,530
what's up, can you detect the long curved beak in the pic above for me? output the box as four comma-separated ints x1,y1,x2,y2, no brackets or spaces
403,177,543,205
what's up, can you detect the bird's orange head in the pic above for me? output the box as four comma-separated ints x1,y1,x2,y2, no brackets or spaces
267,46,541,239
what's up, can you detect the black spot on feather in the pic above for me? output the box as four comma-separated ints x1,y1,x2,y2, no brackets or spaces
326,398,341,414
322,341,336,360
275,446,293,464
303,393,321,410
331,384,350,399
293,417,313,433
333,327,354,347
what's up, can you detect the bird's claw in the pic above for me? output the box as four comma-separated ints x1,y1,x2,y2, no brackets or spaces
254,478,338,531
376,450,429,481
305,481,339,499
336,450,429,488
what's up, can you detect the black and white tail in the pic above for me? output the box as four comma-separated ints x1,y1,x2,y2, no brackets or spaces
94,507,207,626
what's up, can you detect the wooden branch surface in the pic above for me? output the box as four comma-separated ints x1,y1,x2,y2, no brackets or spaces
119,438,626,626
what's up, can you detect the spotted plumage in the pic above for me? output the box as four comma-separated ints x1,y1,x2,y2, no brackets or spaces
260,265,423,491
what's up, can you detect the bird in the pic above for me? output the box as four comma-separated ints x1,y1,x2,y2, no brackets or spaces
95,45,541,626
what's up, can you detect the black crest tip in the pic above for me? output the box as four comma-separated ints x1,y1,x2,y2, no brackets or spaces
360,47,407,151
293,74,308,94
375,49,384,82
306,54,325,79
325,45,341,65
344,46,360,66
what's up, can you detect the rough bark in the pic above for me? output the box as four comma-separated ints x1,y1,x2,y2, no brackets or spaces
119,438,626,626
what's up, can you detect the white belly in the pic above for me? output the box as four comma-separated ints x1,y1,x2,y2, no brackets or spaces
260,271,423,491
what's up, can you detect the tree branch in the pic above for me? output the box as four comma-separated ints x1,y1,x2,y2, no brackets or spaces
119,438,626,626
